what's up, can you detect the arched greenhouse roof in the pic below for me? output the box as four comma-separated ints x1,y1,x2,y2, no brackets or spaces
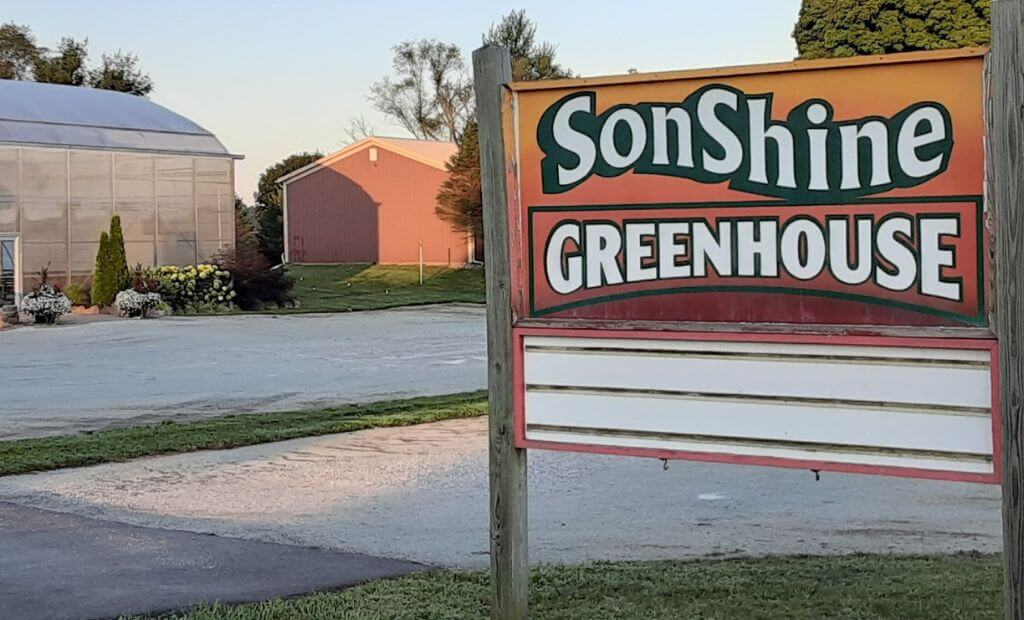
0,79,241,159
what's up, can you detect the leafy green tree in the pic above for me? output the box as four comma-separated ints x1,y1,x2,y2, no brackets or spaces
0,23,153,95
253,152,322,263
435,10,572,237
89,51,153,96
370,40,473,142
794,0,991,59
33,37,88,86
0,22,39,80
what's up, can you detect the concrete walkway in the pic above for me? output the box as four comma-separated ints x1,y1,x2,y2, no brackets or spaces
0,305,485,439
0,501,422,620
0,417,1002,570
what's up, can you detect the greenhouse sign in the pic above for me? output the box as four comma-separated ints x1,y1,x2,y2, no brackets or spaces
497,48,996,484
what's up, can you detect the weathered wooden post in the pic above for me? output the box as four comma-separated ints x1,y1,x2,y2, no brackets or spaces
992,1,1024,617
473,44,529,619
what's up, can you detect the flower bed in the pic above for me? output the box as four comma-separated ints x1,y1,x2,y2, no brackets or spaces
20,284,72,325
114,290,162,318
145,264,235,313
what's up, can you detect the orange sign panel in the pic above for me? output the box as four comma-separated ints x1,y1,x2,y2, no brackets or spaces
508,49,988,327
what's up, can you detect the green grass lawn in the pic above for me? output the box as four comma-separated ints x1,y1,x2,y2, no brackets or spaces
0,392,486,477
284,264,485,313
162,554,1001,619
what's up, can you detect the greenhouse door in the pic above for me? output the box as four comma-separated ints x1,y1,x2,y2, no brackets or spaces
0,236,18,306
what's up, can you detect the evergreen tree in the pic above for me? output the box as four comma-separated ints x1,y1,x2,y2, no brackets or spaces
234,197,258,254
793,0,991,59
107,214,130,291
91,231,113,306
436,121,482,238
253,152,321,263
435,10,571,238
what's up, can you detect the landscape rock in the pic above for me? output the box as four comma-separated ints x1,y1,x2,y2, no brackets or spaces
0,304,19,328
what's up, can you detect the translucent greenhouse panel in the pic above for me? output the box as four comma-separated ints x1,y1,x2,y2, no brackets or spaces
156,156,196,265
196,182,227,245
0,147,16,233
22,242,68,284
71,200,112,246
114,153,155,245
0,198,14,233
20,148,67,244
195,157,231,183
124,240,154,267
20,148,66,201
0,146,16,198
70,241,100,277
198,241,223,262
70,150,112,201
70,150,113,276
220,211,233,246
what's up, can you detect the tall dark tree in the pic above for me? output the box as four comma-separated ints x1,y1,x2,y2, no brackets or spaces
435,10,571,238
89,51,153,96
370,39,473,142
234,197,258,254
33,37,88,86
794,0,991,59
483,9,573,81
0,24,154,96
436,121,482,238
253,152,322,263
0,23,39,80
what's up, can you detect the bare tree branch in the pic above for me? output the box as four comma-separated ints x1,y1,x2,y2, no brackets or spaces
370,39,472,142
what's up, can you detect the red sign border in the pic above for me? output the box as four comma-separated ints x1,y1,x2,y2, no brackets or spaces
512,327,1001,484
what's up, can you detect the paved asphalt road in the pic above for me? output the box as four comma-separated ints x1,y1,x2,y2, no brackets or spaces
0,305,486,439
0,417,1002,570
0,501,423,620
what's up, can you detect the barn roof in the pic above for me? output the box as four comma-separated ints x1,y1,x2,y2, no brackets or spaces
0,79,240,158
277,136,457,185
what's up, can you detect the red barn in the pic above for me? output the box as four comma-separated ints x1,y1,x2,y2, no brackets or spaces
278,137,472,265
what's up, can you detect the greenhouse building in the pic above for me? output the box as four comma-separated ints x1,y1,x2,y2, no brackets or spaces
0,79,241,306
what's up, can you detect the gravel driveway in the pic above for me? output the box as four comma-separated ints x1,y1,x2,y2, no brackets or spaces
0,305,485,439
0,416,1001,568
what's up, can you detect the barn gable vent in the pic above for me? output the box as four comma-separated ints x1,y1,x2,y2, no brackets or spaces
369,147,378,162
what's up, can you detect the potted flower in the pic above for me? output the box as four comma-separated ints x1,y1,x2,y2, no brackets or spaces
20,266,72,325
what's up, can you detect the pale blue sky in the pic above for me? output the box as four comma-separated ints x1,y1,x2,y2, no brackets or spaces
7,0,801,200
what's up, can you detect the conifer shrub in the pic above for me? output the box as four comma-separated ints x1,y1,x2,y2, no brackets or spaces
91,216,132,306
91,231,115,306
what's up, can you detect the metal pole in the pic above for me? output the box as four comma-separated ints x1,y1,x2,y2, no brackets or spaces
419,239,424,285
473,44,528,620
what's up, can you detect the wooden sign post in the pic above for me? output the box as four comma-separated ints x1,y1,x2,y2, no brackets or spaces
478,4,1022,613
992,0,1023,616
474,45,529,619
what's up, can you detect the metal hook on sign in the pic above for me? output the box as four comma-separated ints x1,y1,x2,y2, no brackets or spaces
812,469,820,481
661,458,670,471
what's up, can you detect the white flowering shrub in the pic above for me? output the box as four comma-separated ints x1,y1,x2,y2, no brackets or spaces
20,284,72,325
115,290,162,318
144,264,236,313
